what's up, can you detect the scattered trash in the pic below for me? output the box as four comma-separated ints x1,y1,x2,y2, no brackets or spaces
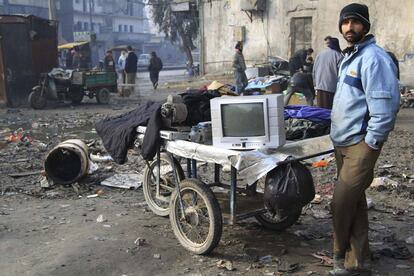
259,255,273,264
88,160,99,174
371,177,399,189
8,128,32,143
40,176,53,188
100,173,143,189
103,224,111,228
405,236,414,245
379,164,395,169
90,153,114,162
96,214,107,223
311,194,322,204
312,160,328,168
311,251,333,266
216,260,235,271
44,139,89,185
134,237,146,246
94,236,105,241
396,264,411,269
153,253,161,259
86,194,99,199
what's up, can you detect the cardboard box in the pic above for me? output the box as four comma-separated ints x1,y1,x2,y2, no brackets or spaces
265,83,282,94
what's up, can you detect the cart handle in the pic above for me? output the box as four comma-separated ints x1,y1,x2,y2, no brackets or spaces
276,149,334,166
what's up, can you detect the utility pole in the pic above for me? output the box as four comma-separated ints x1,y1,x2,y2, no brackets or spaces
48,0,57,20
89,0,94,32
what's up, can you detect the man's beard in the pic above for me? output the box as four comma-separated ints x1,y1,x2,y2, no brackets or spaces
343,30,365,44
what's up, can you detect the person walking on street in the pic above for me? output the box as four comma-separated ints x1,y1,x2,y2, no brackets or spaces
232,41,248,94
148,51,163,89
123,45,138,97
117,50,127,84
313,37,342,109
103,50,115,72
329,3,400,275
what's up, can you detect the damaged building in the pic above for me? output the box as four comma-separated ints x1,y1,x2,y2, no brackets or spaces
198,0,414,86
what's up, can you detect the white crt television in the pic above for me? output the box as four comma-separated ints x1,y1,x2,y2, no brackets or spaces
210,94,286,150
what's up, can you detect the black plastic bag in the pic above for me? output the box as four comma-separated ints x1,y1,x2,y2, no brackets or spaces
264,162,315,215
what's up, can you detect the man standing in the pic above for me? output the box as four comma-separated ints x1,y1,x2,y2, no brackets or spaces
148,51,163,89
288,48,314,76
232,41,248,94
103,50,115,72
330,3,400,275
124,45,138,97
117,50,127,84
313,37,342,109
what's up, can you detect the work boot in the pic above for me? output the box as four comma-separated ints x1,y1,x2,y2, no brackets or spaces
328,257,352,276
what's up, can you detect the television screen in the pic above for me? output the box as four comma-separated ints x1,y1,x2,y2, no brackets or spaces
221,103,265,137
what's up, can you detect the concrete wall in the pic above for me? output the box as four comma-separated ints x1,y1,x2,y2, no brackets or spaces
201,0,414,85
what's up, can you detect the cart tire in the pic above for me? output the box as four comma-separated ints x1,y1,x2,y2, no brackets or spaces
69,87,84,105
96,88,110,104
143,153,185,217
170,178,222,255
29,88,47,109
255,208,301,231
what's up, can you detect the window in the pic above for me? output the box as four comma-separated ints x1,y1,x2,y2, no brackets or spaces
75,0,80,3
118,24,122,32
129,25,133,32
124,25,127,32
84,22,89,31
76,21,82,31
291,17,312,54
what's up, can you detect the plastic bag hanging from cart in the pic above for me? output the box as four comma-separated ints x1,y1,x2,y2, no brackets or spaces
263,162,315,217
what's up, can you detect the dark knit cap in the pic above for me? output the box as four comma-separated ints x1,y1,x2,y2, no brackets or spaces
339,3,370,33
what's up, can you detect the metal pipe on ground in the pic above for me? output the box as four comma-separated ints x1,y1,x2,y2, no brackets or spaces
44,139,89,184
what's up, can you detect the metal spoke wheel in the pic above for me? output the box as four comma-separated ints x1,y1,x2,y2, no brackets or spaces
96,88,110,104
170,178,222,255
255,208,301,231
28,87,47,109
143,153,184,217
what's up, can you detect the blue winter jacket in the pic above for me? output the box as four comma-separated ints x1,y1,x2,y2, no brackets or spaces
330,36,400,149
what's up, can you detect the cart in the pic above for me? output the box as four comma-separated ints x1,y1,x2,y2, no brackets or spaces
137,127,333,255
29,69,117,109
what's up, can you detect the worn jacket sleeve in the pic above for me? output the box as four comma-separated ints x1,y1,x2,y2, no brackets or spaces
362,56,400,148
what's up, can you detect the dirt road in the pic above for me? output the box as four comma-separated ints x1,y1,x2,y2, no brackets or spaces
1,74,413,275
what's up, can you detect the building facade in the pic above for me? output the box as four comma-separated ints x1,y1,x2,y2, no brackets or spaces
200,0,414,85
0,0,152,64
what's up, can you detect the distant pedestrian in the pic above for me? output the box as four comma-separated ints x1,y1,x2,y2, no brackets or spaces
103,50,115,72
289,48,314,76
72,47,81,69
148,51,163,89
117,50,127,83
232,41,248,94
123,45,138,97
313,36,343,109
65,49,73,69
